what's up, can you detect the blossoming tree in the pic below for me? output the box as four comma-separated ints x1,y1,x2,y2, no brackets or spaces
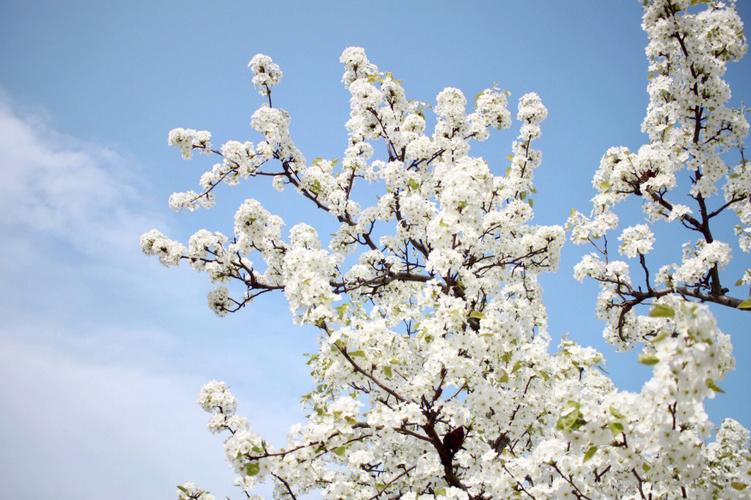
142,1,751,498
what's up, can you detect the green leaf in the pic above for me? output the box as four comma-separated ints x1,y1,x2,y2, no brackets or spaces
738,298,751,310
735,279,744,287
244,462,260,477
348,350,367,358
511,360,524,374
304,353,319,366
434,487,447,496
383,366,393,379
556,401,586,432
498,369,509,384
384,71,402,84
309,179,322,195
598,180,611,191
177,485,189,494
528,199,534,208
335,302,349,320
583,446,598,463
407,178,420,190
376,482,386,491
608,421,625,434
652,331,670,344
731,482,748,491
608,406,625,419
638,354,660,366
649,304,675,318
469,310,485,320
706,378,726,394
333,446,346,457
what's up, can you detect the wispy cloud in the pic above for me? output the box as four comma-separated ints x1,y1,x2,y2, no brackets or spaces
0,96,309,499
0,332,236,500
0,95,154,254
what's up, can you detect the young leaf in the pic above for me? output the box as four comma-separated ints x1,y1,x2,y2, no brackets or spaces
583,445,598,462
244,462,260,477
336,302,349,319
608,406,625,419
706,378,726,394
638,354,659,366
556,401,586,432
608,422,625,434
469,310,485,320
649,304,675,318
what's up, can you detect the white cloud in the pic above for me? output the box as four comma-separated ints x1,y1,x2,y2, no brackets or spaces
0,324,309,500
0,96,310,499
0,96,153,254
0,334,234,500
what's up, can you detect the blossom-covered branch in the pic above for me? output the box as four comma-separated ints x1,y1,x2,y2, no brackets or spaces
146,2,751,498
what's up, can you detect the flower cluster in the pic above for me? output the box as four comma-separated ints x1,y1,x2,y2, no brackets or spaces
142,2,750,497
168,128,211,160
139,229,184,267
176,482,214,500
248,54,282,95
568,0,750,349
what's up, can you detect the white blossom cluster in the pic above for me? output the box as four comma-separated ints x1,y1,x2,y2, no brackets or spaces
140,229,184,266
143,2,751,497
567,0,751,350
248,54,282,95
176,482,215,500
618,224,655,258
168,128,212,160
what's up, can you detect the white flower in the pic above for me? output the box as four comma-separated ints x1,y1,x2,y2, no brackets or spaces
168,128,211,159
248,54,282,95
139,229,185,266
618,224,655,257
146,3,751,495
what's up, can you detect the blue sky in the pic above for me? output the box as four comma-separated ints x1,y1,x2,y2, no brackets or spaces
1,1,749,498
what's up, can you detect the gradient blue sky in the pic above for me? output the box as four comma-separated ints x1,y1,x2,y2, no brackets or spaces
1,1,749,499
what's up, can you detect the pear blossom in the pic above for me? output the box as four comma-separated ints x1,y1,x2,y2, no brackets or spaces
618,224,655,258
141,2,751,497
248,54,282,95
